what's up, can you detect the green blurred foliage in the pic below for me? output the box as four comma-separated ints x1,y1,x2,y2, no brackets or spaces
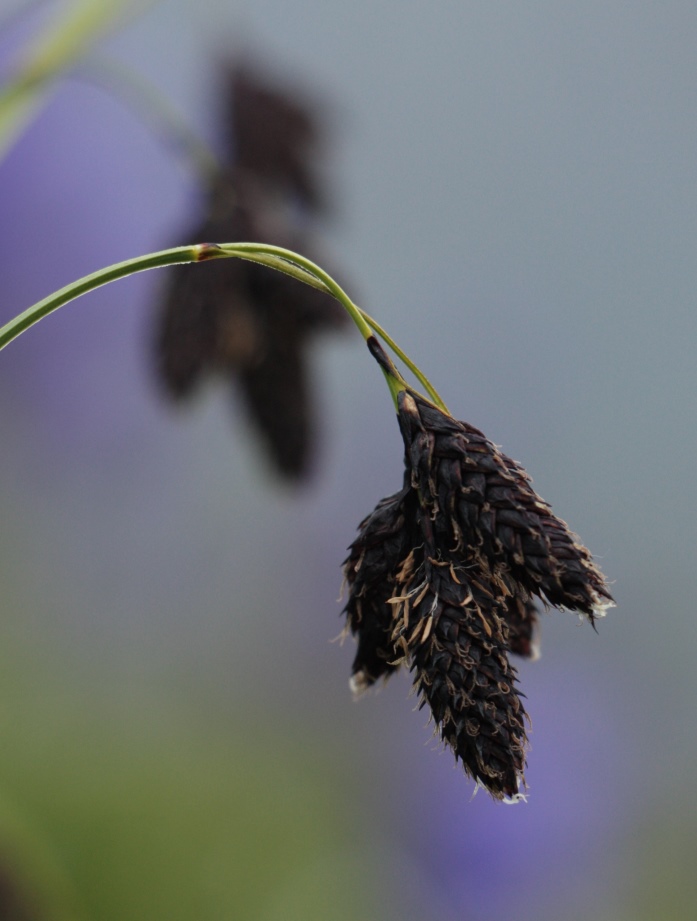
0,646,383,920
0,0,144,161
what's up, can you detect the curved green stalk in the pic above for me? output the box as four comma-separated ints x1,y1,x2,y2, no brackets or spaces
0,241,445,414
0,244,199,351
221,243,374,340
0,242,376,353
226,246,447,409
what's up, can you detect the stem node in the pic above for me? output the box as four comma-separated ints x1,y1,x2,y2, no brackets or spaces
193,242,225,261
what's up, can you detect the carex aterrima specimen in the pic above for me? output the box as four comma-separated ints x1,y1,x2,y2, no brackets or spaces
144,60,612,794
155,64,348,480
0,189,614,799
344,338,613,801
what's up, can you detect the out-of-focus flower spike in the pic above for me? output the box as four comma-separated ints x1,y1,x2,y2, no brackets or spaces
154,60,350,481
227,64,326,213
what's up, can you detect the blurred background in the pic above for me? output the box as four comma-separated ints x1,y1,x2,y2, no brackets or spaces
0,0,696,918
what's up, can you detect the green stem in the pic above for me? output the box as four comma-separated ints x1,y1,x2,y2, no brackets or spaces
220,243,374,340
0,241,376,353
0,244,203,352
358,309,448,413
224,246,447,409
0,241,445,415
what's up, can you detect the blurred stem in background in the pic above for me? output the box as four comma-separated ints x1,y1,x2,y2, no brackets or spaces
0,0,153,161
70,54,220,182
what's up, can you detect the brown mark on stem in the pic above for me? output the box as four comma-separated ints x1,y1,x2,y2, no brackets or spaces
193,242,225,261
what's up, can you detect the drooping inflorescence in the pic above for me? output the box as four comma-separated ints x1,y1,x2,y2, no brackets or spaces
343,339,613,800
0,20,616,810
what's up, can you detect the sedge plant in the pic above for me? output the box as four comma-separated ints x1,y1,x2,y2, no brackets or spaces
0,241,613,801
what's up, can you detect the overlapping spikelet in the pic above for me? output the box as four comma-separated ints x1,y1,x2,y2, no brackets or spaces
343,482,415,692
343,341,613,799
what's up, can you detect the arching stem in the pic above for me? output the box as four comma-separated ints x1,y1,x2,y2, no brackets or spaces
0,241,445,413
232,248,448,411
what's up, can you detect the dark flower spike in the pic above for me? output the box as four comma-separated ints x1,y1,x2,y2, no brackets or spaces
155,57,348,480
342,482,416,692
396,388,614,623
399,557,529,800
343,475,530,798
340,336,613,799
227,65,326,212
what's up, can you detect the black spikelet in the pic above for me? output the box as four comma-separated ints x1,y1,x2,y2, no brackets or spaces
341,343,613,799
397,390,614,623
342,483,416,691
